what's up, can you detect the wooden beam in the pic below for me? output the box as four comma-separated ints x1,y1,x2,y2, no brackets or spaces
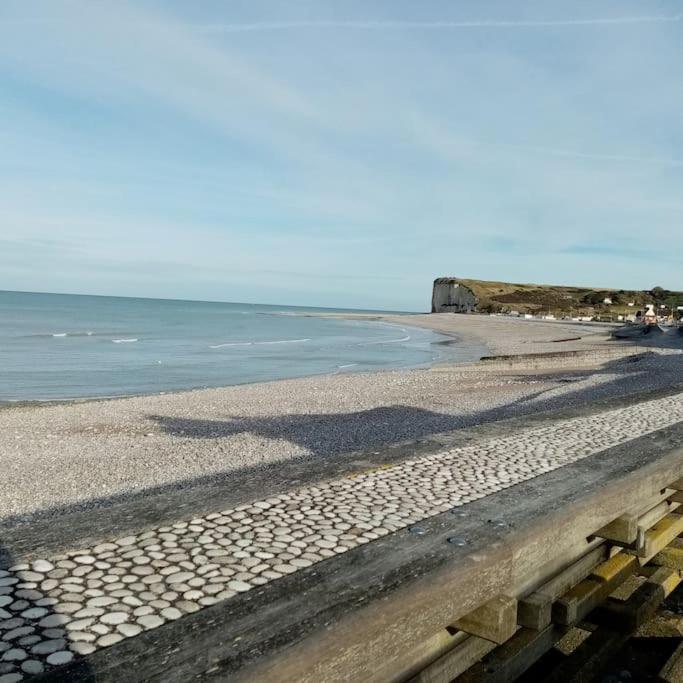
517,546,607,630
452,595,517,645
659,641,683,683
455,625,566,683
592,565,681,633
651,539,683,571
636,500,673,531
408,634,497,683
594,514,638,544
667,477,683,491
553,554,637,626
646,566,682,599
629,512,683,563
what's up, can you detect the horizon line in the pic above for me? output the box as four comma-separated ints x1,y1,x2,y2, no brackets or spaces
0,288,418,314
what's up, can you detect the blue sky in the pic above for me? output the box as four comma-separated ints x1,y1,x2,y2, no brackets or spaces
1,1,682,311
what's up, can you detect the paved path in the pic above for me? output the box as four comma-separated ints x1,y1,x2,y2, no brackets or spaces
1,393,682,681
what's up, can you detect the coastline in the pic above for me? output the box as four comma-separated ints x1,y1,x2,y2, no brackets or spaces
1,313,682,524
0,318,483,409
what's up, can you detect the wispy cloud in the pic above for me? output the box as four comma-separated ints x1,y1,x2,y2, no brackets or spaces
201,14,683,33
1,0,682,306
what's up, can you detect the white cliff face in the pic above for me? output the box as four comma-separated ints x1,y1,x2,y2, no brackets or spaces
431,279,478,313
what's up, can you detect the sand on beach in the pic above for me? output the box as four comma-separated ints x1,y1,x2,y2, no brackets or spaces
1,313,682,522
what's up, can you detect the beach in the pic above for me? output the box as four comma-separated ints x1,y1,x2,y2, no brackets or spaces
2,313,682,523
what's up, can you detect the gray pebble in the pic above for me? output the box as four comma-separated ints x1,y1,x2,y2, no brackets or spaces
46,650,74,666
21,659,44,675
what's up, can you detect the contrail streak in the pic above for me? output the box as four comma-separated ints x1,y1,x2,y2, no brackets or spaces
201,15,682,33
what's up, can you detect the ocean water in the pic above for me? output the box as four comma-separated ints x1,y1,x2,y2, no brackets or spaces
0,291,481,401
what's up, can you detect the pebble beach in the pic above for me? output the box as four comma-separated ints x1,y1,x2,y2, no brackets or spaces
1,313,682,522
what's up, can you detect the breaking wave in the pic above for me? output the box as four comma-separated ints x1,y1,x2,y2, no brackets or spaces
210,338,311,348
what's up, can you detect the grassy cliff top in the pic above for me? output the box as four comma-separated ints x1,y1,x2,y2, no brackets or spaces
436,277,683,316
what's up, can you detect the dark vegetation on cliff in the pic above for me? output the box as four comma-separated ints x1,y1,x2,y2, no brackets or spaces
448,278,683,318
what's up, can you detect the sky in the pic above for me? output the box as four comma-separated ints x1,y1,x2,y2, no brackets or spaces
1,1,682,311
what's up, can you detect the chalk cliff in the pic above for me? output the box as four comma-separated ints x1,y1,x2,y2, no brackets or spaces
431,278,478,313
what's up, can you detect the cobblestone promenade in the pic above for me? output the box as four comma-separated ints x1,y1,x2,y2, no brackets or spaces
1,393,682,681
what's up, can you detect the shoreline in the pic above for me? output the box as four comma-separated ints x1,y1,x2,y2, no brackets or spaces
0,318,483,409
1,313,681,523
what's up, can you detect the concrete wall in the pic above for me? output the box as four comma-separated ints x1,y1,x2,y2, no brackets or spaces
432,280,478,313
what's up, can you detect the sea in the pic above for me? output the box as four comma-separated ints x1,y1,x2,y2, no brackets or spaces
0,291,482,402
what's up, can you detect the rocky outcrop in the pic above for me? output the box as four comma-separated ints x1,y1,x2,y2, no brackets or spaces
432,278,478,313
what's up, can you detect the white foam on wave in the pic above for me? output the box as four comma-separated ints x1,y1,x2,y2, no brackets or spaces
112,338,138,343
52,333,67,337
210,342,253,348
210,338,311,348
256,338,310,345
338,363,358,369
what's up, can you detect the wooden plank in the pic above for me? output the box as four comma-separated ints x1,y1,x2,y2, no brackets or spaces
594,514,638,543
553,555,637,626
668,490,683,503
517,546,607,630
592,566,680,633
453,595,517,644
409,634,497,683
659,641,683,682
517,593,552,631
547,565,681,682
397,629,467,681
543,627,624,683
652,545,683,571
636,500,673,533
591,553,636,583
455,625,566,682
631,513,683,562
667,477,683,491
646,566,682,599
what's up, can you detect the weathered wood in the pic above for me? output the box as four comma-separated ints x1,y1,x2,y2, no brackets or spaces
659,640,683,682
553,554,637,626
517,593,553,631
594,514,638,543
636,500,674,532
646,566,682,598
591,553,637,583
229,433,683,683
652,542,683,571
397,629,465,681
631,512,683,562
517,546,607,630
668,490,683,503
453,595,517,644
592,566,680,633
667,477,683,491
408,634,497,683
455,625,566,682
543,627,624,683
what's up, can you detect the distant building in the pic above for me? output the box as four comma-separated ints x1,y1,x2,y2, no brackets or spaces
603,297,612,305
627,302,635,307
